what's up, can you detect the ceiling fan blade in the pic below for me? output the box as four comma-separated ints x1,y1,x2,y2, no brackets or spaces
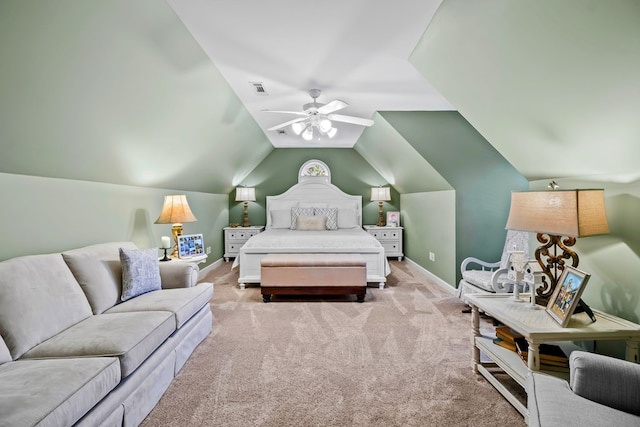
267,117,307,131
317,100,348,115
262,110,308,117
328,114,374,127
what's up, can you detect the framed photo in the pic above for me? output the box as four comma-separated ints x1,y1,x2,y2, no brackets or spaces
545,266,591,327
386,211,400,227
177,233,205,259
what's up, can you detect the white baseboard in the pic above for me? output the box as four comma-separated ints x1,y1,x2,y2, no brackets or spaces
404,257,456,296
198,257,223,279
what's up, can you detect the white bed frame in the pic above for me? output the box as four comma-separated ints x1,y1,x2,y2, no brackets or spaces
237,179,388,289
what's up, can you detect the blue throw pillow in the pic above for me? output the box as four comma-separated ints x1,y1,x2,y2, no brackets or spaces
119,247,161,301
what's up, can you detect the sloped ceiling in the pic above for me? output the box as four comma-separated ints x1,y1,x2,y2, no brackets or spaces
410,0,640,183
0,0,272,194
167,0,454,149
355,113,452,193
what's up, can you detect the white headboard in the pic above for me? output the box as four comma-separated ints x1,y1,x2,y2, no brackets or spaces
266,180,362,229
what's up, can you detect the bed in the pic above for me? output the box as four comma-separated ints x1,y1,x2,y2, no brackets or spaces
232,163,390,289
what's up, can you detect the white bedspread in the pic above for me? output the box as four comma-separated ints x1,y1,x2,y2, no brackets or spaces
242,228,381,250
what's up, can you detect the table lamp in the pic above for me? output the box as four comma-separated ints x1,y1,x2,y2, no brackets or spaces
235,187,256,227
371,186,391,227
505,188,609,302
154,195,198,257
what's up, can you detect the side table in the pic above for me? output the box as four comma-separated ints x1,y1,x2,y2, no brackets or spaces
363,225,403,260
223,226,264,262
465,293,640,419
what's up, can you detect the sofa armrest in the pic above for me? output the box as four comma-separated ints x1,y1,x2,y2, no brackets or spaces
158,261,199,288
570,351,640,416
527,371,640,427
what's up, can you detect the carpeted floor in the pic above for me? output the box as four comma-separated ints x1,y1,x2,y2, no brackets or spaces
141,260,526,426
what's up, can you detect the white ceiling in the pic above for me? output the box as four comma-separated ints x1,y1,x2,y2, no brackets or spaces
167,0,454,148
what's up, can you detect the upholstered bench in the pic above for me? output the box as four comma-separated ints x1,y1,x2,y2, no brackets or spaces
260,253,367,302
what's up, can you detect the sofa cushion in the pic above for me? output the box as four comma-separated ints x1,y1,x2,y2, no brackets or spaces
63,242,138,314
21,311,174,378
0,357,120,427
0,254,93,360
119,247,162,301
0,336,11,364
105,283,213,329
461,270,495,293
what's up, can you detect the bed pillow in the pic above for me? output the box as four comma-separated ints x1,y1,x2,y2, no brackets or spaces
270,209,291,229
119,247,162,301
290,207,315,229
314,207,338,230
337,208,359,228
296,215,326,231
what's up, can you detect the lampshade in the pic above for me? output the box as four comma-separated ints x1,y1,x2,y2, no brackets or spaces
154,195,197,224
505,189,609,237
235,187,256,202
371,187,391,202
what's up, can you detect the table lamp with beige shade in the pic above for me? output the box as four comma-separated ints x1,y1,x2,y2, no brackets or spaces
154,195,198,257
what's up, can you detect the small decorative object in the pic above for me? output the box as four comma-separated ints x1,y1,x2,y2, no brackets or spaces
371,186,391,227
386,211,400,227
177,233,205,259
545,266,591,327
505,250,532,303
229,223,239,228
160,236,171,262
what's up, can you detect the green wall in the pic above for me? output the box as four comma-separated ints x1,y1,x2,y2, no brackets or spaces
382,111,528,284
0,172,228,267
229,148,400,227
402,191,457,286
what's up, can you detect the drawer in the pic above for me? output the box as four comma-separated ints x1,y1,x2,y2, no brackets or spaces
381,242,399,252
368,230,400,240
226,230,259,240
226,243,244,253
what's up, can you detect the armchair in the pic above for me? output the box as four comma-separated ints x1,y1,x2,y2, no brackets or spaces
528,351,640,426
456,230,529,300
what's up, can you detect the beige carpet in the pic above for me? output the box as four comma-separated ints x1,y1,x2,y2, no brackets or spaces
141,260,526,427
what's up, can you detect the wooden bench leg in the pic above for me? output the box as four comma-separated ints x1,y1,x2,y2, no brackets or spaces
262,294,271,303
356,292,365,303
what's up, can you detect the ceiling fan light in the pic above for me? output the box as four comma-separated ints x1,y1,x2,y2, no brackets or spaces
291,122,305,135
319,118,332,133
302,127,314,141
327,127,337,138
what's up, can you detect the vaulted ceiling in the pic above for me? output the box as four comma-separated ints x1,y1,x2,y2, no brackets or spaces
1,0,638,195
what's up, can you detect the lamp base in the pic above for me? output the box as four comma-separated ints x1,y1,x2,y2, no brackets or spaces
242,201,251,227
376,201,385,227
171,224,184,258
534,233,578,302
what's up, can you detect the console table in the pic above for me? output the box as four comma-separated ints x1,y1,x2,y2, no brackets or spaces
465,294,640,419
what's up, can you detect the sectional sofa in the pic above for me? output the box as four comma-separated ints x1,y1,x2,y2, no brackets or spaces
0,242,213,427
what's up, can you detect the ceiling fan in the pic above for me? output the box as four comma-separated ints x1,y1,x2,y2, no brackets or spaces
263,89,374,141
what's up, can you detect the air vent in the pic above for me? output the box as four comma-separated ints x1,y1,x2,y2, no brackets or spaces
277,129,286,135
249,81,268,96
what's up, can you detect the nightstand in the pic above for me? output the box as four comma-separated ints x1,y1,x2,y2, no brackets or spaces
223,226,264,262
363,225,403,260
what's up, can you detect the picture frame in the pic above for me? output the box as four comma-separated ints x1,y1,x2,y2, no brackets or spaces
386,211,400,227
545,266,591,327
177,233,205,259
